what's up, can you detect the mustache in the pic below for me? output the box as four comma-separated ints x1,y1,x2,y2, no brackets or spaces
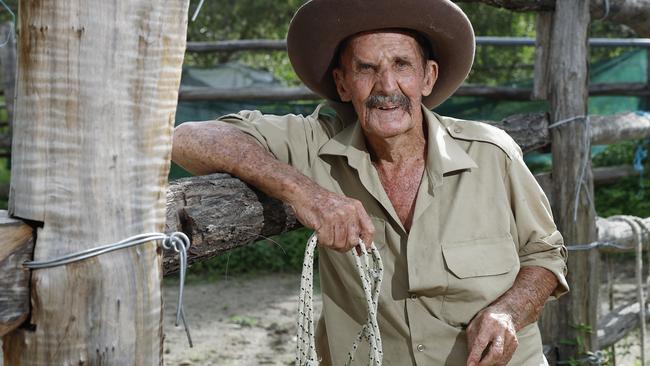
364,93,411,113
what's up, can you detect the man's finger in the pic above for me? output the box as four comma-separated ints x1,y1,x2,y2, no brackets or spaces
316,224,334,249
356,205,375,249
478,336,505,366
347,222,361,253
333,221,347,251
466,334,491,366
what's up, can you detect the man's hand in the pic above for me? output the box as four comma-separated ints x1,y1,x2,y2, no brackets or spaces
466,306,518,366
465,266,559,366
289,182,375,252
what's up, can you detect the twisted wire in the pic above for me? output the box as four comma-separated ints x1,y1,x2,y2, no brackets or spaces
548,115,593,222
610,215,650,366
23,231,194,347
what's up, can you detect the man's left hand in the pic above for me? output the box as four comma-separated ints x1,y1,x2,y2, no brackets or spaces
466,306,518,366
465,266,560,366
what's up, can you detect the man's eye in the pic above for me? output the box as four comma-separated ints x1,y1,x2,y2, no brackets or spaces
396,61,410,69
358,64,374,72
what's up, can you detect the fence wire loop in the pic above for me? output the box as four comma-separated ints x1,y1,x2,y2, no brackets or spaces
599,0,610,21
23,231,194,348
610,215,649,365
190,0,206,21
0,0,14,48
566,240,630,251
548,115,593,223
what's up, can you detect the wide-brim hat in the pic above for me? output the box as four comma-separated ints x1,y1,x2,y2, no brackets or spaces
287,0,475,109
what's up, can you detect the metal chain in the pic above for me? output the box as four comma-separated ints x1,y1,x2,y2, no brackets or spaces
23,231,194,347
296,233,384,366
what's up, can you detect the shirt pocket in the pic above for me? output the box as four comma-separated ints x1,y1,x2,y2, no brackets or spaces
441,235,519,326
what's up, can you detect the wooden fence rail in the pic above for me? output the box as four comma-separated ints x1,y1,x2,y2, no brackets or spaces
178,83,650,102
456,0,650,37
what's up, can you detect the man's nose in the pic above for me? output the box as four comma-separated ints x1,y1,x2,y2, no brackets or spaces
374,69,399,94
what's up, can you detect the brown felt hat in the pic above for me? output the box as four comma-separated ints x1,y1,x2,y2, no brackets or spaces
287,0,475,109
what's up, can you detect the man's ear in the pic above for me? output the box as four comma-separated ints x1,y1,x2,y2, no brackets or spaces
421,60,438,97
332,68,352,102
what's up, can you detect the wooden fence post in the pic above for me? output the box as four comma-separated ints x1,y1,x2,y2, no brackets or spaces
2,1,189,365
547,0,600,362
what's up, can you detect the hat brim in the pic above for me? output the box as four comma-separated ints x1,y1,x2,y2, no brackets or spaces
287,0,475,109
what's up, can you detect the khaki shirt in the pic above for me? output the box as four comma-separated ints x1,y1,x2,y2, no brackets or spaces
219,104,568,366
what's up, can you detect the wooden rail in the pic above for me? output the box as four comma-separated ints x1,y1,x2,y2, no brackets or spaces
178,83,650,102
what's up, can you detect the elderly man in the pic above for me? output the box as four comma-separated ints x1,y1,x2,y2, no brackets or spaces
172,0,568,365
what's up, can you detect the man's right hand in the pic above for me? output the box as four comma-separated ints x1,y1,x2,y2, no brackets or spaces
289,182,375,252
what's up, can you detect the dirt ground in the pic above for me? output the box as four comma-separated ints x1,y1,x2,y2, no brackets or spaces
163,272,649,366
1,271,648,365
162,273,316,366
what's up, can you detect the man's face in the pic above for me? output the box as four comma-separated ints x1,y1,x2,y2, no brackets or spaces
332,31,438,140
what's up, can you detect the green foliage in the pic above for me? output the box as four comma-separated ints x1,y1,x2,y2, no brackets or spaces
229,314,258,327
457,4,537,85
593,140,650,218
187,228,314,279
184,2,639,89
186,0,302,85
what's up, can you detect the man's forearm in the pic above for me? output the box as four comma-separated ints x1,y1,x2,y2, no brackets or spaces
490,266,558,331
172,121,316,205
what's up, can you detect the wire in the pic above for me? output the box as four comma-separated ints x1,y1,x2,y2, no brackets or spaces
0,0,15,48
191,0,206,22
23,231,194,347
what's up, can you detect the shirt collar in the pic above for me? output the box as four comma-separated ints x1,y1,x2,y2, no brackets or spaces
317,105,478,185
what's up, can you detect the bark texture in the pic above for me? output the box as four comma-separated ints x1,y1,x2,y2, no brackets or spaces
165,174,299,274
598,301,650,349
3,1,189,365
0,212,33,337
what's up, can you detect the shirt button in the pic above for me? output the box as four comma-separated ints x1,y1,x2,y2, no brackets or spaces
410,294,417,300
453,126,463,133
417,344,425,352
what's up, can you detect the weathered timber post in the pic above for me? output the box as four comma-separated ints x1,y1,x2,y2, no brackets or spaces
548,0,600,362
2,1,189,365
533,11,559,363
0,212,33,337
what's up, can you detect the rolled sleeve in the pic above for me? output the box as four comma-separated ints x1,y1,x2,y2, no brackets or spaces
508,151,569,298
217,104,344,172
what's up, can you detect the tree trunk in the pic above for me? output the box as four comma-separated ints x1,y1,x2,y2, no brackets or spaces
3,1,189,365
548,0,599,361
